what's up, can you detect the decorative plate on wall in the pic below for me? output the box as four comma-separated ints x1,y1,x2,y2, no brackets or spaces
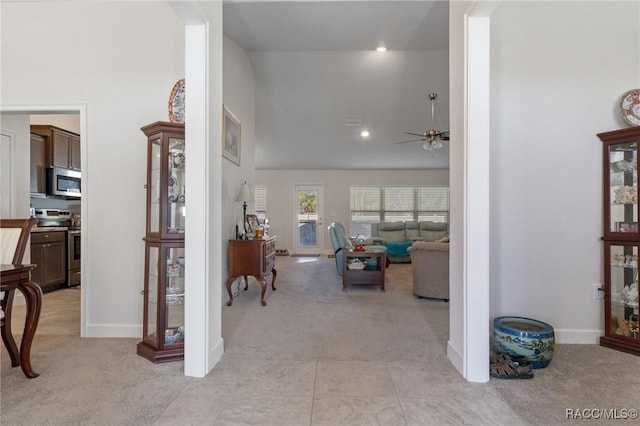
620,89,640,127
168,78,185,123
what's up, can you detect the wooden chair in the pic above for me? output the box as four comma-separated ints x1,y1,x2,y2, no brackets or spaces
1,218,37,320
1,218,37,266
1,217,38,374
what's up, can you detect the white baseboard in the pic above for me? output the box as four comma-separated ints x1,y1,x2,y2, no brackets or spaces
447,339,464,375
208,337,224,372
554,328,602,344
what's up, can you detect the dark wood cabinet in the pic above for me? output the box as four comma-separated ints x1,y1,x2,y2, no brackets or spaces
598,127,640,356
137,121,185,363
30,231,66,292
30,125,81,171
226,236,277,307
30,133,46,196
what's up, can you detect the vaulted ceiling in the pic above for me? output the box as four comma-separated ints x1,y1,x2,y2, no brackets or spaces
221,1,450,169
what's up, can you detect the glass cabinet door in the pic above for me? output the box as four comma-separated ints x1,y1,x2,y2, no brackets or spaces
142,243,185,350
165,246,184,346
148,138,162,234
607,243,639,341
608,141,638,236
167,137,185,235
143,245,159,348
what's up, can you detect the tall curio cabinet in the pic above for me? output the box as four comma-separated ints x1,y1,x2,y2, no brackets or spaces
599,127,640,356
137,121,185,363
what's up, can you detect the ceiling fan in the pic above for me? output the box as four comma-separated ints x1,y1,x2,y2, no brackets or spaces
394,93,450,151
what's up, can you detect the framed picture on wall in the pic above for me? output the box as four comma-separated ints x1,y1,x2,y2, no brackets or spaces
222,105,241,165
246,214,260,235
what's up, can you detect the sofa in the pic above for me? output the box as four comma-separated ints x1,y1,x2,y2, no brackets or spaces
328,222,387,276
407,241,449,301
365,221,449,262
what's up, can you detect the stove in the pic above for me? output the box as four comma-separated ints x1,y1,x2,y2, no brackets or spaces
33,208,71,227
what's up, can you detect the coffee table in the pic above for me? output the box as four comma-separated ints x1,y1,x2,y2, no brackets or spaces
341,250,386,292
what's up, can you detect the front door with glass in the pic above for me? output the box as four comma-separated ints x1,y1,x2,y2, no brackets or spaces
294,184,324,255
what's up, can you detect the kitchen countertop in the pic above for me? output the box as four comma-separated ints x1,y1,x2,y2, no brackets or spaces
31,226,68,233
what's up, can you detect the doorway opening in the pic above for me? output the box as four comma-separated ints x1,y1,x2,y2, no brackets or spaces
0,105,87,338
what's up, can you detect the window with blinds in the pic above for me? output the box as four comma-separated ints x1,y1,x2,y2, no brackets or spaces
254,185,267,221
350,186,449,237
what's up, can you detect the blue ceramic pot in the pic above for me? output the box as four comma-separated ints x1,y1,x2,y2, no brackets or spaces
493,316,555,369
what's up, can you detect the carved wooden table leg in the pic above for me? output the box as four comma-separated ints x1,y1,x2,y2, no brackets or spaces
258,278,267,306
17,281,42,378
271,268,277,291
225,276,236,306
1,289,20,367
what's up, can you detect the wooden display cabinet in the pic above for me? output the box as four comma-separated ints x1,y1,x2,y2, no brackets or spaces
137,121,185,363
598,127,640,356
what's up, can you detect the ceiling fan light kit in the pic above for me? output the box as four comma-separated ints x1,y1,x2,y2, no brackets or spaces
394,92,450,150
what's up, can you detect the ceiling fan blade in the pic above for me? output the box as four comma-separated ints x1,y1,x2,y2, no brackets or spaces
404,132,425,137
394,139,425,144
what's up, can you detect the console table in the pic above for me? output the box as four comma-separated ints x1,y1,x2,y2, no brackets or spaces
342,250,386,292
225,236,277,306
1,264,42,378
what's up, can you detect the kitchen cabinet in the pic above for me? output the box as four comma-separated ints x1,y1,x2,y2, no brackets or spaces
30,231,66,292
598,127,640,356
30,133,46,196
137,121,185,363
30,125,81,171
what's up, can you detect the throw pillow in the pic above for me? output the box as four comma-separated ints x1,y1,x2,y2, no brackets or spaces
386,241,412,257
436,236,450,243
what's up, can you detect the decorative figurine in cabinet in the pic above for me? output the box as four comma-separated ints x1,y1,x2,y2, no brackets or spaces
599,127,640,356
137,122,185,363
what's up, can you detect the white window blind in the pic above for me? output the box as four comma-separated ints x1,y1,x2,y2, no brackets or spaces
350,186,449,237
254,185,267,221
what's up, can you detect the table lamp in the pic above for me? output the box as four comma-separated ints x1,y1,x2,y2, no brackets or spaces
236,181,254,239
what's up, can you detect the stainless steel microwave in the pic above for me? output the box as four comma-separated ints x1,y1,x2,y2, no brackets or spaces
47,167,81,198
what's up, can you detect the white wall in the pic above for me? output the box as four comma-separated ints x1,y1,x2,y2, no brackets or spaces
256,168,449,253
30,115,80,134
222,35,256,299
0,114,30,220
1,2,185,337
448,0,472,379
489,1,640,343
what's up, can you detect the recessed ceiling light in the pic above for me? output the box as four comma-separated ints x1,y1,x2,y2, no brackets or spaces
376,46,387,52
361,130,370,138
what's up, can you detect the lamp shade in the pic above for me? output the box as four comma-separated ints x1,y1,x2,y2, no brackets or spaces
236,181,255,203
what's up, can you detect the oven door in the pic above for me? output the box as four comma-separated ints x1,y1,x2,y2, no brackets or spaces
67,230,81,286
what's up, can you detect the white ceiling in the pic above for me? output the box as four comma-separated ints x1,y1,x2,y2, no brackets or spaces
220,1,450,169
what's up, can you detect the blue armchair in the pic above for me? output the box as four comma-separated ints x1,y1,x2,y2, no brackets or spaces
328,222,387,276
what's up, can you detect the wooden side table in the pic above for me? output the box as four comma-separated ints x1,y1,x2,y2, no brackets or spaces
225,236,277,306
342,250,386,292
